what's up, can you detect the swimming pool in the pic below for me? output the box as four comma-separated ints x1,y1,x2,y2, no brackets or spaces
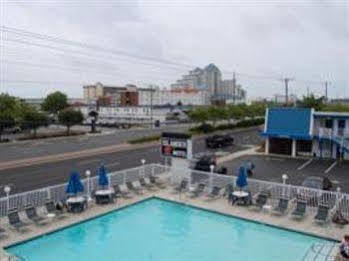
7,198,333,261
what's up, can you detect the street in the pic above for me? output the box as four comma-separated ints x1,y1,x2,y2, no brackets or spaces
0,128,262,195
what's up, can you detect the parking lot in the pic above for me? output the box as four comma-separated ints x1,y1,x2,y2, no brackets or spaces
220,154,349,193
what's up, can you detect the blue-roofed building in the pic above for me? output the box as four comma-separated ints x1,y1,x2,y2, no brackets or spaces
262,108,349,160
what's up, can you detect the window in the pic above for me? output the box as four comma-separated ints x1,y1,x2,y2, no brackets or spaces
338,120,346,129
325,119,333,129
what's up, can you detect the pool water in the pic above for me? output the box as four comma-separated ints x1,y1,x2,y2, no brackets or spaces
7,198,333,261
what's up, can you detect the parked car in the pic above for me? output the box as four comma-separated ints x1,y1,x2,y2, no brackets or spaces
301,176,332,191
297,176,333,207
205,134,234,149
192,155,227,174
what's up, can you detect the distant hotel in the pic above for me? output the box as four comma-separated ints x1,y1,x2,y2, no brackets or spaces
83,64,246,107
171,63,246,105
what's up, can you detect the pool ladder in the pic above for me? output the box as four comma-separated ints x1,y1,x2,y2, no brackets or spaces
302,242,338,261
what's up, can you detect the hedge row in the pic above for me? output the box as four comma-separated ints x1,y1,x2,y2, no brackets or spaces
128,135,161,144
189,118,265,134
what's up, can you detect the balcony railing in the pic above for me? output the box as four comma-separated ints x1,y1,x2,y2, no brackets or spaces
318,127,349,139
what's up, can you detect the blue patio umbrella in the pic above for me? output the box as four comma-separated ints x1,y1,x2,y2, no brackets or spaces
66,171,84,195
236,166,248,189
98,164,109,188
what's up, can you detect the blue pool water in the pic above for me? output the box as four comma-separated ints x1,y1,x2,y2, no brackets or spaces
7,198,333,261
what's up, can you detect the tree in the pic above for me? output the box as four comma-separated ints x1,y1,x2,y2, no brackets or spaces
207,106,221,126
22,107,49,138
41,91,68,116
297,94,324,111
0,94,18,141
188,107,209,124
58,109,84,135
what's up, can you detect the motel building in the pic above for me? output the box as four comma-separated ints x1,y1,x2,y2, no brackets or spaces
262,108,349,160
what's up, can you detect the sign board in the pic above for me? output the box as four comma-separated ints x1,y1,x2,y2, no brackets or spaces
161,132,192,159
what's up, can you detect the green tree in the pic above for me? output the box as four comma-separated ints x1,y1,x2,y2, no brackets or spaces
207,106,221,126
22,107,49,138
41,91,68,116
188,107,209,124
0,94,18,141
58,109,84,135
297,94,324,111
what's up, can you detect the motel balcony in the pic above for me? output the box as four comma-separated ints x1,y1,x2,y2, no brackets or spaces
317,127,349,139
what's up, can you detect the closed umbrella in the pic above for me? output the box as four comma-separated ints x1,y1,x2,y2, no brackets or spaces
66,171,84,195
236,166,248,190
98,164,109,189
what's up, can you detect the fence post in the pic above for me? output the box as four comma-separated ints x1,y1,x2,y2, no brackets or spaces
4,186,11,214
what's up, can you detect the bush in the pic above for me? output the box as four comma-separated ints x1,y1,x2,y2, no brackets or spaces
189,118,264,134
190,123,215,134
235,118,264,128
128,135,160,144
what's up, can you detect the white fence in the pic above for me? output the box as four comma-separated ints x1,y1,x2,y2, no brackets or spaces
170,165,349,218
0,164,169,217
0,163,348,219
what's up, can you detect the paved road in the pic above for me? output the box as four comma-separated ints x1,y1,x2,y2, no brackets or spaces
0,125,193,163
0,128,261,195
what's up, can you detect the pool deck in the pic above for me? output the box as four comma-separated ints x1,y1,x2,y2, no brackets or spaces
1,187,347,260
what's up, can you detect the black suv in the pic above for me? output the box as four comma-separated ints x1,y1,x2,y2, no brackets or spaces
193,155,227,174
205,134,234,149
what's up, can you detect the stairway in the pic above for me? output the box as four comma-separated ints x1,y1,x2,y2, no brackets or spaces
302,242,338,261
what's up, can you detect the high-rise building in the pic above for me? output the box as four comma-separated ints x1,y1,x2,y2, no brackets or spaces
170,64,246,104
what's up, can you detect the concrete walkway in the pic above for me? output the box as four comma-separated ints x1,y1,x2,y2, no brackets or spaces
0,186,345,260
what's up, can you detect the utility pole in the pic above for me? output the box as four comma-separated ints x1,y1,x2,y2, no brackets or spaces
232,72,236,105
281,78,294,106
150,85,153,129
307,86,310,97
324,81,330,102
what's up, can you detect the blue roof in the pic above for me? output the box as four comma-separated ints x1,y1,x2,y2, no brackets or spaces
262,108,312,140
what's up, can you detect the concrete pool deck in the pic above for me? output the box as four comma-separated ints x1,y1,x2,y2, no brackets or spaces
0,187,347,260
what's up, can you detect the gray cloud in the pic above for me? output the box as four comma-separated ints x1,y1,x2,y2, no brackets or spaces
1,0,347,99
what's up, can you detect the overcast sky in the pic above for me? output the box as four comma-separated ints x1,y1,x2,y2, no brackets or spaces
1,0,348,99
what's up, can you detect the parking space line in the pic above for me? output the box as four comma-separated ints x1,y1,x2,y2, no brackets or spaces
297,158,313,171
324,161,337,174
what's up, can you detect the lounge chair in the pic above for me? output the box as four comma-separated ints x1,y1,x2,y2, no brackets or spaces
250,193,268,210
291,200,307,219
188,183,206,198
272,198,289,215
117,184,133,198
8,210,30,231
25,205,48,225
149,175,167,189
225,184,234,203
314,204,329,224
45,201,67,219
173,179,188,193
128,180,145,194
140,177,157,190
205,186,223,200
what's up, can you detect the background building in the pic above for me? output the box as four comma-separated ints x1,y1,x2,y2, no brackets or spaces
171,63,246,104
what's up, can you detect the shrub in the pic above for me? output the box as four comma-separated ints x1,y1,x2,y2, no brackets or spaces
128,135,160,144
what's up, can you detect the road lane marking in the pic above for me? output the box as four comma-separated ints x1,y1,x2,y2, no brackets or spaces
105,162,120,167
297,158,313,170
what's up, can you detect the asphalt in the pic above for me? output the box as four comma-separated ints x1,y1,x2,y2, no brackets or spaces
0,124,193,163
0,128,262,195
219,154,349,193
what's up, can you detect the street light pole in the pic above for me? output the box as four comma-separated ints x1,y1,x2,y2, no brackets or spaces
4,185,11,213
85,170,92,202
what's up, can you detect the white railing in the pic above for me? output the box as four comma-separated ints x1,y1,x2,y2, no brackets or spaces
0,164,170,217
318,128,333,138
0,163,348,219
167,165,349,218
